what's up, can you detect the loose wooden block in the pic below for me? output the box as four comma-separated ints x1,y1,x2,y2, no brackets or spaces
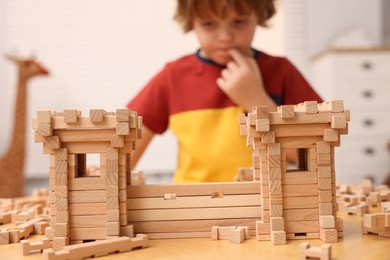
90,109,105,123
300,242,332,260
64,110,79,123
21,238,52,255
0,230,9,245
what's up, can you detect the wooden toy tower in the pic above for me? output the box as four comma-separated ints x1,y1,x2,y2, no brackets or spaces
240,100,349,244
33,109,141,248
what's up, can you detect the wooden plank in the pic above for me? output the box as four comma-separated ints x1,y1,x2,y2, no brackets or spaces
33,116,117,130
69,228,108,240
268,110,350,125
283,209,319,221
276,137,323,149
271,124,329,138
127,194,261,210
283,196,319,209
127,182,261,198
68,178,106,191
282,172,318,185
69,215,107,228
69,203,107,216
284,221,319,233
147,232,210,239
54,130,115,142
127,206,261,222
61,142,132,154
69,190,107,203
282,184,319,197
131,218,257,233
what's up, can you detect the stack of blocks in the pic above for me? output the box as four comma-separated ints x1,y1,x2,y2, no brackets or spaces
33,109,142,248
239,100,349,244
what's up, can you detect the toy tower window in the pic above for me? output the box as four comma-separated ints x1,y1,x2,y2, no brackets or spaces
288,148,309,172
76,153,101,177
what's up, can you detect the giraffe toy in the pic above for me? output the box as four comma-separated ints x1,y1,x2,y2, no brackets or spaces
0,54,49,198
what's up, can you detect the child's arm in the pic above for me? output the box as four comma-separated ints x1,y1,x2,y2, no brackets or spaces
216,49,277,113
130,125,155,170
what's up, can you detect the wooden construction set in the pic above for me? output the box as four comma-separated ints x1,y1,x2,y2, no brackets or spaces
31,100,348,244
8,99,390,259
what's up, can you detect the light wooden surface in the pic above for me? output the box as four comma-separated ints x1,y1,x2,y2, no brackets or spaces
1,212,389,259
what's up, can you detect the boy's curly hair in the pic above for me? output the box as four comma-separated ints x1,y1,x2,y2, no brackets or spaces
174,0,276,32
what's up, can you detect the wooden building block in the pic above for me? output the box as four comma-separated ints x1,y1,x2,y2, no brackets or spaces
90,109,105,123
38,122,53,137
43,235,148,260
116,122,130,135
331,115,346,129
0,230,9,245
37,110,52,123
252,106,270,119
270,217,284,231
211,226,219,240
319,203,333,215
111,135,124,148
116,109,130,122
278,105,294,118
256,119,270,132
323,129,338,142
120,225,134,238
300,242,332,260
63,110,79,123
229,228,245,244
271,230,286,245
319,228,337,243
319,215,335,229
318,100,344,113
261,131,275,143
21,238,52,255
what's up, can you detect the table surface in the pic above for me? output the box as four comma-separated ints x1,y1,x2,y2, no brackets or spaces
1,212,389,260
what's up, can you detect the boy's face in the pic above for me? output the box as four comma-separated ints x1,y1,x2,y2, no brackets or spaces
193,10,257,65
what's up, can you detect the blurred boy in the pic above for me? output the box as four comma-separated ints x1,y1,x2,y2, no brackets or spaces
127,0,322,182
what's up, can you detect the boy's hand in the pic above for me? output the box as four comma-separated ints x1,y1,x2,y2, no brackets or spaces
216,49,268,111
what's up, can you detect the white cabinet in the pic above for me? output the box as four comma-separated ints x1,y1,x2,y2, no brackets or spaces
312,48,390,184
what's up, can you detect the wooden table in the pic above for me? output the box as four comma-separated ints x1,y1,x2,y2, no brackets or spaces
1,213,389,259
